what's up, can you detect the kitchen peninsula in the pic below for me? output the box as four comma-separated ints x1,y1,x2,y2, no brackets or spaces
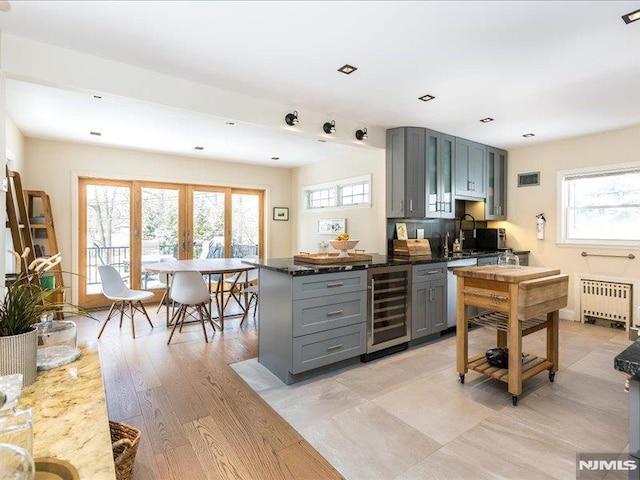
246,252,498,384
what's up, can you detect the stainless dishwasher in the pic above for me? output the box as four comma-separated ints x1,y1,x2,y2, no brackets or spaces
365,265,411,356
446,258,477,328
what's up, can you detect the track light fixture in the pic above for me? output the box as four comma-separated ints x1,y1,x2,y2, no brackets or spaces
285,110,299,126
355,128,368,141
323,120,336,134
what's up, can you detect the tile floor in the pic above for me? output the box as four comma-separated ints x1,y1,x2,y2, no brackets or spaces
231,321,633,480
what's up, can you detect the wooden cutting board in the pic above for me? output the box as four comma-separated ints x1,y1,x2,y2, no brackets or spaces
453,265,561,283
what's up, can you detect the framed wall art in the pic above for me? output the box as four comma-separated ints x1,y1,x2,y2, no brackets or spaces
273,207,289,221
317,218,346,235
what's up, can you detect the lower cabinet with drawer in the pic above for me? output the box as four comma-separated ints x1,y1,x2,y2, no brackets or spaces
411,263,447,340
258,268,367,384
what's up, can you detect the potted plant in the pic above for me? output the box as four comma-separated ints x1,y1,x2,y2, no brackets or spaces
0,273,85,387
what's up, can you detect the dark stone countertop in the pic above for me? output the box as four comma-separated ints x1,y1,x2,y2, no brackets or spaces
243,250,507,276
614,341,640,379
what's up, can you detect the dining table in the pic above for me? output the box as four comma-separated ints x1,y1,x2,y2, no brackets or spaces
144,258,257,330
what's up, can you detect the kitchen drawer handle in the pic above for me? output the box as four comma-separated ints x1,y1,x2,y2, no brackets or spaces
326,310,344,317
420,270,440,276
462,289,509,302
326,344,343,352
326,282,344,288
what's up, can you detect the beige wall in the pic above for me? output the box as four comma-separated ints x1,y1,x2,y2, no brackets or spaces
23,138,293,302
6,115,25,173
494,124,640,324
292,147,386,255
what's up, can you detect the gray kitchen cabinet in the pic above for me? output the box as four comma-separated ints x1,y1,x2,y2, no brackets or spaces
425,130,456,219
411,263,447,339
258,268,367,384
455,137,486,199
386,127,426,218
485,147,508,220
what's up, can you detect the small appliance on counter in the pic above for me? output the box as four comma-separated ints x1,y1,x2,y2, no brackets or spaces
475,228,506,250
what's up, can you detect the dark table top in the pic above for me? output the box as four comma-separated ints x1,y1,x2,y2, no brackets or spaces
242,250,520,276
615,341,640,379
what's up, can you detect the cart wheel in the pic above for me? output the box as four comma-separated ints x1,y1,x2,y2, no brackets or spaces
459,374,465,384
549,371,556,382
512,395,518,406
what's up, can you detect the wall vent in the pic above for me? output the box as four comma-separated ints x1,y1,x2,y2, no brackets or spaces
518,172,540,187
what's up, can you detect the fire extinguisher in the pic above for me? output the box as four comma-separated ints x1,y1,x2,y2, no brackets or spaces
536,213,546,240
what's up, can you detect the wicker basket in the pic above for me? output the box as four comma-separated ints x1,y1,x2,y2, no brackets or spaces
109,420,141,480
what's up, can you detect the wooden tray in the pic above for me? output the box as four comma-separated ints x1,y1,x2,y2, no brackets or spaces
294,252,373,265
393,239,431,257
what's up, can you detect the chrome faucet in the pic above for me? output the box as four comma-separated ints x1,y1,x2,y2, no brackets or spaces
458,213,476,250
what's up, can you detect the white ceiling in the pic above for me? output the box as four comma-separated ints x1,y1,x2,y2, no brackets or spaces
1,0,640,167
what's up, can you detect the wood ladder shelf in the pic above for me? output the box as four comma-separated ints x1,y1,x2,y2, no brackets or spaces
5,168,65,318
6,168,36,274
24,189,65,300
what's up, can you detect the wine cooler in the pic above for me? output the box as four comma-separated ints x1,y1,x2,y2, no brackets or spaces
365,265,411,356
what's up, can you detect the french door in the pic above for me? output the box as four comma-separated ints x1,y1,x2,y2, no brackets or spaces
79,178,264,308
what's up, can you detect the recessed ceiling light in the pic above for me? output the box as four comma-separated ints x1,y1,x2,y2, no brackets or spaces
92,95,103,100
622,7,640,24
338,64,357,75
522,133,535,138
271,156,280,161
225,121,236,126
480,117,494,123
89,131,101,136
418,94,435,102
194,146,204,150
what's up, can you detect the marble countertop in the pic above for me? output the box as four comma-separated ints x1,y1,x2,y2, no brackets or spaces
244,251,510,276
18,343,116,479
615,341,640,379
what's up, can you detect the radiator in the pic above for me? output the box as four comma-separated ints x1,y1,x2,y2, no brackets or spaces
581,279,632,329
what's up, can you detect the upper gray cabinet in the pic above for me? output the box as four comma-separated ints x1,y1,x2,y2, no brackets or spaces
485,147,508,220
454,138,486,199
425,130,455,219
386,127,426,218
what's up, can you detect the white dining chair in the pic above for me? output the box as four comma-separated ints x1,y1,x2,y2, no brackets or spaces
167,270,216,345
222,257,258,316
97,264,154,339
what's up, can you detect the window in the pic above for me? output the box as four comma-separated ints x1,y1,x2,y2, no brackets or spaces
559,164,640,245
304,175,371,210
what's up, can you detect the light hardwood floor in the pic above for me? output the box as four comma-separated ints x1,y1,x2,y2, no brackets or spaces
76,306,343,480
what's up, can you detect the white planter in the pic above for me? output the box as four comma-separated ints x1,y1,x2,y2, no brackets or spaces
0,329,38,387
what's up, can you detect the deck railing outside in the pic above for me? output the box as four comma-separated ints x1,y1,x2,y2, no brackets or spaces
86,243,258,287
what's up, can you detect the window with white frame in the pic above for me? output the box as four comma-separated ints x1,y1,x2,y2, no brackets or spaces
559,164,640,245
304,175,371,210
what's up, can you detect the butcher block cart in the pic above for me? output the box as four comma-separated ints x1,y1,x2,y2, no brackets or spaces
454,265,568,405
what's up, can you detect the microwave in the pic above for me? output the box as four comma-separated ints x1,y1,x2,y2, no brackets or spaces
476,228,507,250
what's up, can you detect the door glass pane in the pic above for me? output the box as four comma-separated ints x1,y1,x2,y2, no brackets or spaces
487,152,496,215
86,185,131,292
442,138,453,214
141,187,179,289
232,193,260,258
427,135,438,214
192,191,225,258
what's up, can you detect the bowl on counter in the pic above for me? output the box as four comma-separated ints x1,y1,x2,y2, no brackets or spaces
329,240,359,257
